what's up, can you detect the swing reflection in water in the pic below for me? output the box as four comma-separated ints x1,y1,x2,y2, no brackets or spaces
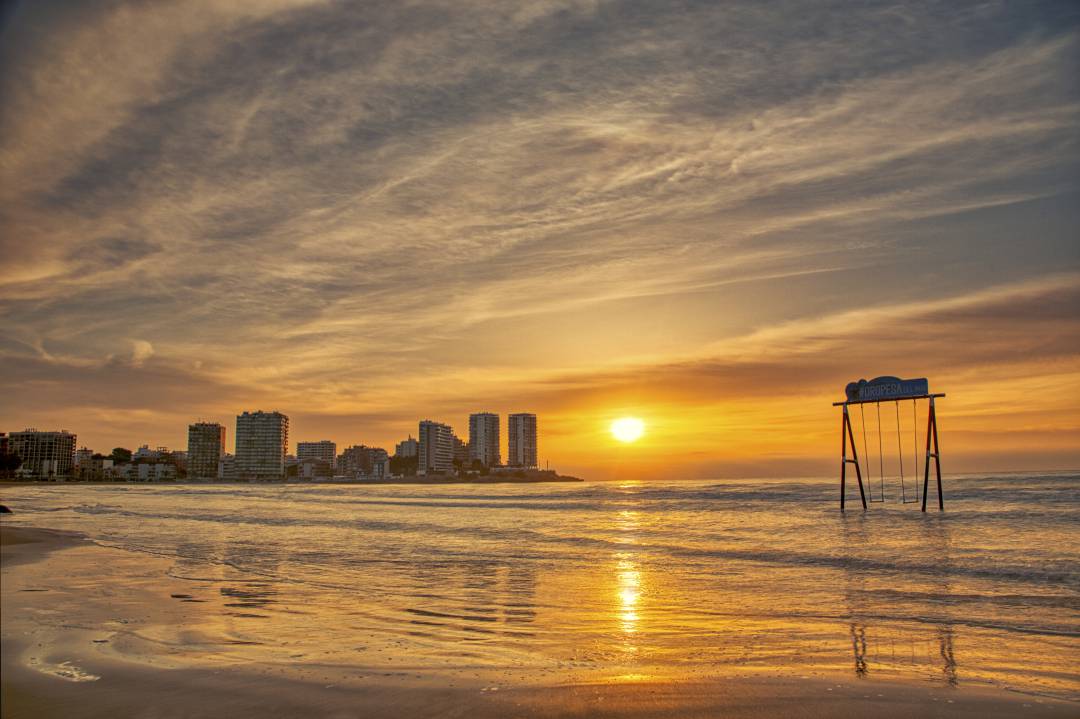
834,376,945,511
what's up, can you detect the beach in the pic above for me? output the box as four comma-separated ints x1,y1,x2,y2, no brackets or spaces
2,477,1078,717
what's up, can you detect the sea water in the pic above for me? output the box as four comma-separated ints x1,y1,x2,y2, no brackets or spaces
2,474,1077,698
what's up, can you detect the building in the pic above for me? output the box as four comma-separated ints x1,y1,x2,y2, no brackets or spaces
8,429,77,479
297,457,333,481
452,435,468,467
133,444,169,461
394,436,418,458
468,412,501,467
235,411,289,479
121,462,178,482
0,433,11,479
370,450,390,479
74,447,94,469
297,440,337,468
338,445,388,477
507,413,538,468
219,453,237,481
187,422,226,480
77,456,115,481
417,420,454,474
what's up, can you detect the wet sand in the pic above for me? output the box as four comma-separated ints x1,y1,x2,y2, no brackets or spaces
2,524,1073,718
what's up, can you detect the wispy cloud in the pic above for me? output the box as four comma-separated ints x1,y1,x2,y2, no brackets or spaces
1,0,1077,472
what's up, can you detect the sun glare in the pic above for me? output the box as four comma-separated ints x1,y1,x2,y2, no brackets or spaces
611,417,645,443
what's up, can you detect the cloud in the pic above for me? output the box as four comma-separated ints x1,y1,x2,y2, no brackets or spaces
130,339,155,367
0,1,1077,469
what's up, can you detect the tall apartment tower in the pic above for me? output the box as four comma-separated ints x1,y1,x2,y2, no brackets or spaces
8,429,77,478
235,411,289,479
417,420,454,474
297,440,337,468
468,412,501,467
187,422,226,479
507,413,538,468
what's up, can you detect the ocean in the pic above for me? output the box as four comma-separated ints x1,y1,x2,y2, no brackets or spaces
2,473,1077,699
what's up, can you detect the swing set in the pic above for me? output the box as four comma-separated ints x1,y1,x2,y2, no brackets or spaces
834,376,944,512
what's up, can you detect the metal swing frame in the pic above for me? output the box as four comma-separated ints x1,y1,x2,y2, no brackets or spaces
834,393,945,512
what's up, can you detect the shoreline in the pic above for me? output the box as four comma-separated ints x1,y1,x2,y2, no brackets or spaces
0,476,584,486
3,522,1076,718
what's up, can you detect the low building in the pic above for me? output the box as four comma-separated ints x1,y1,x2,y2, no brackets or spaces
219,453,237,481
371,451,390,479
338,445,389,477
133,444,169,461
77,456,115,481
297,457,333,480
121,462,178,482
74,447,94,469
298,440,337,468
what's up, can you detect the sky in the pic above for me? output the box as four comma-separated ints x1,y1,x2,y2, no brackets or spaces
1,0,1078,479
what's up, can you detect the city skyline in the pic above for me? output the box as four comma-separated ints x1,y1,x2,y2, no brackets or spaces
1,2,1078,480
2,407,544,471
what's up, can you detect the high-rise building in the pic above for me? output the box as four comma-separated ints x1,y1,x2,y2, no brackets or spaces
417,420,454,474
468,412,500,467
8,429,77,478
394,436,419,458
188,422,226,479
507,413,537,468
297,440,337,468
235,411,289,479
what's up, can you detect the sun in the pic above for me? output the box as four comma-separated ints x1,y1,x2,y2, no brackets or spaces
611,417,645,443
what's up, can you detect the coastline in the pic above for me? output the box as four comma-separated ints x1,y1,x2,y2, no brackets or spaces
2,522,1074,718
0,475,584,486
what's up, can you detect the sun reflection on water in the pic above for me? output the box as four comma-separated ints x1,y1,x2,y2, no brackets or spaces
617,558,640,634
615,508,642,648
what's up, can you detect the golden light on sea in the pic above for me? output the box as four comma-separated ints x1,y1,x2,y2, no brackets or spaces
611,417,645,443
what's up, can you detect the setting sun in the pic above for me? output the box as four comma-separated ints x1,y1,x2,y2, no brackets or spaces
611,417,645,443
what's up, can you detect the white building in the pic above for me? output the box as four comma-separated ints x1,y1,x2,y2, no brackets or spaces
417,420,454,474
468,412,500,467
133,444,170,461
507,413,538,468
235,411,289,479
122,462,178,482
297,440,337,468
394,436,419,458
9,429,77,479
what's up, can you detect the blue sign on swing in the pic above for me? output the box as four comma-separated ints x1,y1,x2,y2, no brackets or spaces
845,376,928,403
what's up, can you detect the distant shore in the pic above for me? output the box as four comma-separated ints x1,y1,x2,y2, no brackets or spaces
0,472,584,486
